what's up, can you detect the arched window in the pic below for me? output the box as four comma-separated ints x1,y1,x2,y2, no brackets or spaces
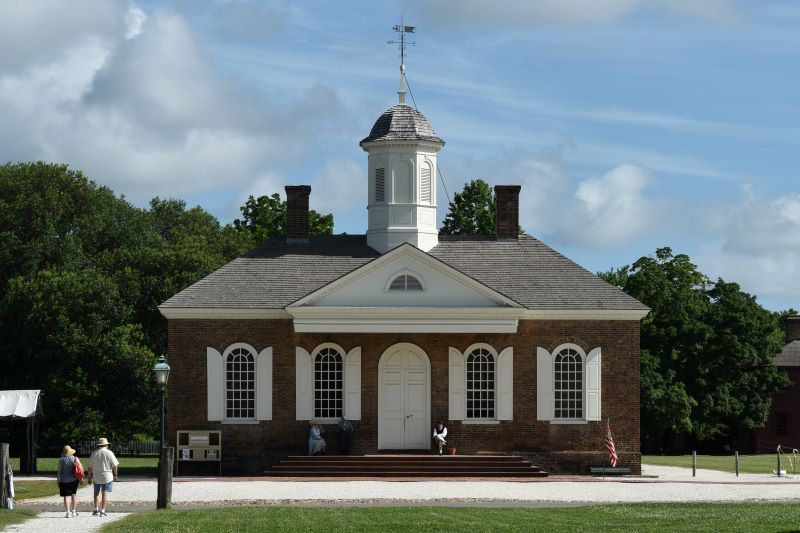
389,274,423,291
466,347,495,419
554,347,583,420
226,346,256,420
314,346,343,419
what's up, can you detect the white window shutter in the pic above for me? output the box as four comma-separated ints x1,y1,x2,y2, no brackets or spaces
207,347,223,421
497,347,513,420
344,347,361,420
586,347,602,421
256,347,272,421
536,347,554,421
448,347,465,421
295,347,313,420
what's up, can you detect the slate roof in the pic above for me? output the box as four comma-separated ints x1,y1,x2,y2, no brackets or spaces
160,234,648,312
774,340,800,367
360,104,444,145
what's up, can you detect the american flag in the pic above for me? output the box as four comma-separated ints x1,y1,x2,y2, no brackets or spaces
605,421,619,468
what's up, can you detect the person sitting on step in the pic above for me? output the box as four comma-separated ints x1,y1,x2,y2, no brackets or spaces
432,421,448,455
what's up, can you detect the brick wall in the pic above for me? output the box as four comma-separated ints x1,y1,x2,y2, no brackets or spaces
167,318,641,474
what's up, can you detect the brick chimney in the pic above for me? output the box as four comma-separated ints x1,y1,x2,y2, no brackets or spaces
495,185,521,241
285,185,311,243
787,315,800,343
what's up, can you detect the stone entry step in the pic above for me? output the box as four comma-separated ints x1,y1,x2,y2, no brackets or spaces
265,454,548,477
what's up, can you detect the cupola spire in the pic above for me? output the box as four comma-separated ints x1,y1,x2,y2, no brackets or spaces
388,21,415,105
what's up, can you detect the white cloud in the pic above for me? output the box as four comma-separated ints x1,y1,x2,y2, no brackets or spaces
403,0,740,28
696,188,800,300
0,0,126,73
556,164,659,248
310,158,363,214
0,2,355,209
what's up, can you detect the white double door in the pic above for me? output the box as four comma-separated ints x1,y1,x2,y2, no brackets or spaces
378,344,430,450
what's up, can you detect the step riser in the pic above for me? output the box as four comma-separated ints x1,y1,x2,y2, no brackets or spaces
267,454,548,478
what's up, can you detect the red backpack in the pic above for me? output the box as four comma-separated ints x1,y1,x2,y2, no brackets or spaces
73,458,85,479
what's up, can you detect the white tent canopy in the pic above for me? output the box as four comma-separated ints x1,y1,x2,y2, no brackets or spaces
0,390,43,419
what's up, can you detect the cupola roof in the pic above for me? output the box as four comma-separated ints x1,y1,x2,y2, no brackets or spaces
360,104,444,146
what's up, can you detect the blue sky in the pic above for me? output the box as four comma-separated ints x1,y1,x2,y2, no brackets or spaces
1,1,798,311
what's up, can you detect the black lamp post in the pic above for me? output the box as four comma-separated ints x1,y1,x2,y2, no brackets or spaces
153,355,171,509
153,355,171,450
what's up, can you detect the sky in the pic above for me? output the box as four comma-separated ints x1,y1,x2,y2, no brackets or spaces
1,0,798,311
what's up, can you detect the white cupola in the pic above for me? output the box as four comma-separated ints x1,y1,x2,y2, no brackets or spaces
359,70,445,253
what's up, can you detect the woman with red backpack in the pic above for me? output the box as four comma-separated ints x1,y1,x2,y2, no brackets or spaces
56,445,84,518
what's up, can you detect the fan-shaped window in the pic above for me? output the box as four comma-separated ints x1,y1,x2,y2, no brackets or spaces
389,274,423,291
226,347,256,420
314,347,343,419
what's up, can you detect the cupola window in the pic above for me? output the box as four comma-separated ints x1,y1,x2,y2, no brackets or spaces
375,168,385,202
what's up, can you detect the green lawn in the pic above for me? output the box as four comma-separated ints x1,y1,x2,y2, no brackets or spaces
102,504,800,533
12,480,66,500
0,509,37,529
10,456,159,477
642,454,798,475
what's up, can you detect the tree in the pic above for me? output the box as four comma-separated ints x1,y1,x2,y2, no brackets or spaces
440,179,497,235
233,193,334,243
0,162,253,447
600,248,790,451
0,268,159,445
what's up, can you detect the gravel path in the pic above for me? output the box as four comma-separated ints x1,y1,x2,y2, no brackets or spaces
5,465,798,532
3,511,130,533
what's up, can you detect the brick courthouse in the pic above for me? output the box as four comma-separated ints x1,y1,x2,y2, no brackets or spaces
160,86,649,474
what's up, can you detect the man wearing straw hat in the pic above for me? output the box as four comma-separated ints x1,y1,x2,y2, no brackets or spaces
87,437,119,517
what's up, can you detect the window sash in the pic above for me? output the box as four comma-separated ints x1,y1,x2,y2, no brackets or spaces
225,348,256,419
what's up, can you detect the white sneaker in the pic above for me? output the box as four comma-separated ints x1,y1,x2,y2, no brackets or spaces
100,511,107,517
65,512,71,518
72,510,79,517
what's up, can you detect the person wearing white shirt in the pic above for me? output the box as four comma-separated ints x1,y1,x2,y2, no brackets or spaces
433,421,448,455
87,437,119,517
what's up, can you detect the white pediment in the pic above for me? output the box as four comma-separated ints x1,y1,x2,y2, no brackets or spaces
287,244,523,333
289,244,521,309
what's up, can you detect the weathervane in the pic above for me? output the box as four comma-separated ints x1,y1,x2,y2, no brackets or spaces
387,21,415,105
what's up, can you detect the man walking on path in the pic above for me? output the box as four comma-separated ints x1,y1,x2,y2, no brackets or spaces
88,437,119,517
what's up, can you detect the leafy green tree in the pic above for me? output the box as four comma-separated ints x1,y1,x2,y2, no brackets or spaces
440,179,496,235
440,179,524,235
0,269,159,445
601,248,790,451
233,193,334,243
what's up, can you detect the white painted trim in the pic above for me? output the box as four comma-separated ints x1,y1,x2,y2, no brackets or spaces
256,347,272,421
206,347,223,422
159,307,291,320
497,347,513,421
161,307,648,321
585,347,602,422
461,419,501,425
287,244,523,310
295,347,313,421
549,420,589,425
289,307,521,333
536,347,553,422
221,420,260,425
448,347,465,421
520,309,649,320
222,343,259,423
344,347,362,421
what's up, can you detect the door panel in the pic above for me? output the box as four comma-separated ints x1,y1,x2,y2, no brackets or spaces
382,370,404,448
379,347,430,450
